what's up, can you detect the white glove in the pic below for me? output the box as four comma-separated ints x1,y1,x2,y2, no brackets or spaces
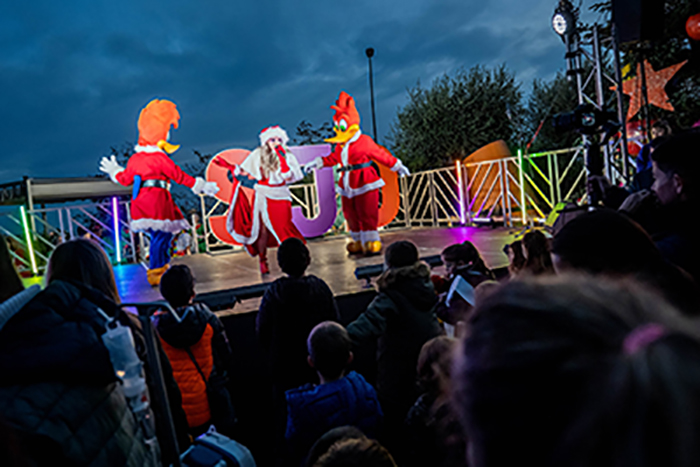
303,157,323,174
393,161,411,177
203,182,219,196
175,232,192,252
192,177,220,196
99,155,125,183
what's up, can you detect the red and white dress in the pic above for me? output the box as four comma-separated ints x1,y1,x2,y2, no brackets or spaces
226,148,305,256
114,145,194,233
316,130,401,244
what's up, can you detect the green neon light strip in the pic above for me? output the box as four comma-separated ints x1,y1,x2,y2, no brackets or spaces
20,206,38,275
518,149,526,224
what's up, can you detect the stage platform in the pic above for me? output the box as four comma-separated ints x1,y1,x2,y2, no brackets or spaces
114,226,515,313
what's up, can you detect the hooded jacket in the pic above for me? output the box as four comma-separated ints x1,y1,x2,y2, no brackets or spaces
257,275,340,392
0,280,157,466
153,302,233,428
347,262,442,407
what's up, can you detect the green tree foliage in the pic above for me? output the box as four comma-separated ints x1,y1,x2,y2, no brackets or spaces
291,120,334,145
387,64,522,171
524,72,581,153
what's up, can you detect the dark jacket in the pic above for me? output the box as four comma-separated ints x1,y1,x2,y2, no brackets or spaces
435,265,494,326
347,262,442,409
257,275,340,392
650,200,699,285
404,393,467,467
284,371,383,466
0,280,156,466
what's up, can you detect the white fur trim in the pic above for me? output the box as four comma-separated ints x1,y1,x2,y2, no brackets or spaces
240,149,263,180
192,177,206,195
285,153,304,183
226,183,289,254
391,160,404,172
254,184,292,200
259,126,289,146
134,145,165,154
130,218,191,233
240,148,302,186
360,230,380,243
349,231,361,241
336,178,385,198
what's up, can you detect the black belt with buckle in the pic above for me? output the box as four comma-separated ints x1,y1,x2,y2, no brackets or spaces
142,179,169,190
338,162,373,172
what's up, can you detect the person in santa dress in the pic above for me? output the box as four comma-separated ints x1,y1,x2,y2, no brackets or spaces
304,91,410,255
214,126,305,274
99,98,219,286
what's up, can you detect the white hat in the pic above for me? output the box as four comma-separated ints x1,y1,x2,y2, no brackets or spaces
259,125,289,146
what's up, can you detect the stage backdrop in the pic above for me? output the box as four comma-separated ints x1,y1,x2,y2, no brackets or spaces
464,140,520,217
205,144,400,244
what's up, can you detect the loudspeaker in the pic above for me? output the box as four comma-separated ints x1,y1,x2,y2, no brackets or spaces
612,0,664,44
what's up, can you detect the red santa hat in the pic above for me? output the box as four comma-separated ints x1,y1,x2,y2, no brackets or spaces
259,125,289,146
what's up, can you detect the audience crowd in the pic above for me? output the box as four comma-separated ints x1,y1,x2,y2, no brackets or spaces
0,131,699,467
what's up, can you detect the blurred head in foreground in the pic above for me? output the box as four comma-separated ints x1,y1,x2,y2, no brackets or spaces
453,274,700,467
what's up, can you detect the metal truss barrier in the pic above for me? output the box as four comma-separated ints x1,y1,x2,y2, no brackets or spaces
0,198,156,275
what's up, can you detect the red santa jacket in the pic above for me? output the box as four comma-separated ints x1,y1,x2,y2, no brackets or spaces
320,131,399,198
115,146,195,233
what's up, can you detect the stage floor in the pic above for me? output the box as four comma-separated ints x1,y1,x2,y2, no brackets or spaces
114,226,516,312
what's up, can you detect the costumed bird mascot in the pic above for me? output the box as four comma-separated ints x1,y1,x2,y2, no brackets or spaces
99,99,219,286
304,91,410,254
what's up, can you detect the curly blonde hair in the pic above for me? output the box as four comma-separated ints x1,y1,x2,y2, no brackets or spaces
259,144,281,179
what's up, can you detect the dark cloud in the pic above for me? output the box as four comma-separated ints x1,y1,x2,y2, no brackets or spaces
0,0,571,179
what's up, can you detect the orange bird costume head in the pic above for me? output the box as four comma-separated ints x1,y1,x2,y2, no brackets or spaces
325,91,361,144
137,99,181,153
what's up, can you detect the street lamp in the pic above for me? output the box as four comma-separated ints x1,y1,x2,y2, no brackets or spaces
552,1,581,89
365,47,378,143
551,6,575,37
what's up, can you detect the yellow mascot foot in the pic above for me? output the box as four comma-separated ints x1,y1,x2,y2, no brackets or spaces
363,241,382,255
346,240,363,255
147,264,170,287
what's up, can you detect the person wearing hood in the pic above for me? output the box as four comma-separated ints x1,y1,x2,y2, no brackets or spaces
346,240,442,460
153,264,236,437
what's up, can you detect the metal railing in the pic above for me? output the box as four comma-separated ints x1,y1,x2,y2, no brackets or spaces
259,146,587,232
463,147,586,226
1,199,140,275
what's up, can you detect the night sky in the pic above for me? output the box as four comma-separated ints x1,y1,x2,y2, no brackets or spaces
0,0,600,182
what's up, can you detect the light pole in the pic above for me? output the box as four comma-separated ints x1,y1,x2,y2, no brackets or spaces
365,47,378,143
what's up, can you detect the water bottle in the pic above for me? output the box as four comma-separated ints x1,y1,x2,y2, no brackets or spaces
99,310,160,464
101,318,148,414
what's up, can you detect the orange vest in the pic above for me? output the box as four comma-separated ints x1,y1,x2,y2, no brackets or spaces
160,324,214,428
